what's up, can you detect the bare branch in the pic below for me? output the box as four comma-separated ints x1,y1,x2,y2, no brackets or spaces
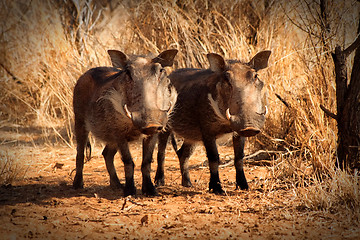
320,104,337,120
275,93,290,108
280,3,318,37
343,34,360,58
0,63,17,80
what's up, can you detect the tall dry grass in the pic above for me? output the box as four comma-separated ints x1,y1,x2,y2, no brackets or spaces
1,0,359,211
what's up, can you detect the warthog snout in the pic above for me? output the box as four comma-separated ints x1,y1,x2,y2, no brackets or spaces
225,106,266,137
228,115,262,137
140,124,164,135
123,105,167,135
237,127,260,137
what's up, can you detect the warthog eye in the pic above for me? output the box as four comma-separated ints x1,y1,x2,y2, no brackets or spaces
224,71,232,82
246,71,253,80
158,68,166,82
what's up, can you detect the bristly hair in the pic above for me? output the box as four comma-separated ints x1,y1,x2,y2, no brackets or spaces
96,89,131,122
207,93,230,125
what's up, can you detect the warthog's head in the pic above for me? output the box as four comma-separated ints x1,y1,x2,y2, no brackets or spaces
207,51,271,137
107,49,178,135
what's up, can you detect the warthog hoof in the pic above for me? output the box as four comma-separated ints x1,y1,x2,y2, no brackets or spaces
73,175,84,189
124,182,137,197
142,184,159,197
236,171,249,190
142,179,158,196
110,180,124,190
155,172,165,187
182,178,193,187
236,181,249,190
154,177,165,187
209,181,224,195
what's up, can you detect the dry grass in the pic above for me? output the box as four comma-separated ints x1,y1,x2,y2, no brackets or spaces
298,169,360,212
1,0,359,212
0,150,28,185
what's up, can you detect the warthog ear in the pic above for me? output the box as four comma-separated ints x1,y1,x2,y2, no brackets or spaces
107,50,128,69
207,53,226,72
248,50,271,71
153,49,178,67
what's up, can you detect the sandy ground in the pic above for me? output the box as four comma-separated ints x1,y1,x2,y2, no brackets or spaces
0,127,359,239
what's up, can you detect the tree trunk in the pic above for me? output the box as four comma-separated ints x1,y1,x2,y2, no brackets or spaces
340,36,360,169
331,20,360,169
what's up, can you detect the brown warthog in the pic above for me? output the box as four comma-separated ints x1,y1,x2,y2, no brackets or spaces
155,51,271,194
73,49,178,196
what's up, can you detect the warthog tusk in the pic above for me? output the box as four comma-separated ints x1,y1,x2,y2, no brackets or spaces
226,108,231,120
123,104,132,119
167,101,173,112
160,101,175,113
256,106,268,116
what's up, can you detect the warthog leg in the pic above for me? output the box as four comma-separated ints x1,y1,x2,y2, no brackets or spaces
142,135,158,196
155,130,171,186
177,141,195,187
203,136,224,195
102,145,123,189
233,135,249,190
118,140,136,197
73,119,89,189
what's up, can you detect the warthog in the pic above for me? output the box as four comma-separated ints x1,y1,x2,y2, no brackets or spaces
155,51,271,194
73,49,178,196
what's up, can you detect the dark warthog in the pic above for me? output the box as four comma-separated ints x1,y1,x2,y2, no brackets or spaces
73,49,178,196
155,51,271,194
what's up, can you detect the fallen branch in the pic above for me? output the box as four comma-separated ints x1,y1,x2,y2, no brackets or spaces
220,150,284,167
243,150,282,161
192,150,284,169
127,197,146,207
121,197,127,210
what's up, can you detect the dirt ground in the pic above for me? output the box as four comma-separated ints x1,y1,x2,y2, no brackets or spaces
0,127,359,239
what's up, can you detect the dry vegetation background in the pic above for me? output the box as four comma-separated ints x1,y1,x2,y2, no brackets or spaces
0,0,359,225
